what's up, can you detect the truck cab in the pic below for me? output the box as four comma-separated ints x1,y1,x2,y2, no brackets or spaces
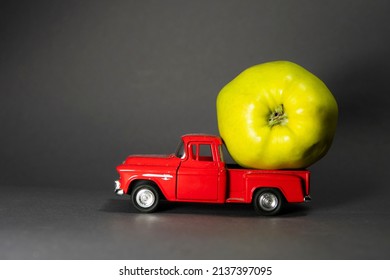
175,135,227,203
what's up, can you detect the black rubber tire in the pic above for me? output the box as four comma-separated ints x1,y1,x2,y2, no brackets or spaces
253,188,283,216
131,183,160,213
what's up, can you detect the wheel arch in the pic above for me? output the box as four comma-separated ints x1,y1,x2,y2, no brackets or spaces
251,186,286,204
128,179,166,200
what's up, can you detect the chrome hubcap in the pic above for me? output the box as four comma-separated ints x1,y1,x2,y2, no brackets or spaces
136,188,155,208
259,193,278,211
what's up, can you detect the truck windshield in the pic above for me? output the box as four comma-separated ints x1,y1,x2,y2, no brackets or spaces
175,140,185,158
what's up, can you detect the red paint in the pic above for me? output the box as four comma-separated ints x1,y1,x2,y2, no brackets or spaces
115,134,310,215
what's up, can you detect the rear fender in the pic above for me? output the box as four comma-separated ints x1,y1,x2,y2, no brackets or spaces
246,174,305,203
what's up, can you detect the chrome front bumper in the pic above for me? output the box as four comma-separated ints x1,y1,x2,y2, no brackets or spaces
114,180,124,195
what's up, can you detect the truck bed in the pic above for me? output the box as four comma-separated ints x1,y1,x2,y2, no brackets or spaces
225,164,310,203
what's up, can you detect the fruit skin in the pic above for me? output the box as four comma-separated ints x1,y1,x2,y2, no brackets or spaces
216,61,338,169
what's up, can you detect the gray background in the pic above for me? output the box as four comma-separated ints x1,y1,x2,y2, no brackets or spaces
1,0,389,259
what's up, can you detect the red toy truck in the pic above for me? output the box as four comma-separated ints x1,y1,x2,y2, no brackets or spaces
115,134,311,216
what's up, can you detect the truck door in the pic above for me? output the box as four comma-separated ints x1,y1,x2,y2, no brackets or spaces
176,142,220,201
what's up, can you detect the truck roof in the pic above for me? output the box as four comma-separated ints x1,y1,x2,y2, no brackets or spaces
181,134,223,145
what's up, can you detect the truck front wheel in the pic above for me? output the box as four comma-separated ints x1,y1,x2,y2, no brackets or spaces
254,188,283,216
132,183,160,213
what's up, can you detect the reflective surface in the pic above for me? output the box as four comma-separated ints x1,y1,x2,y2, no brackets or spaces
259,193,279,211
135,188,156,208
0,183,389,259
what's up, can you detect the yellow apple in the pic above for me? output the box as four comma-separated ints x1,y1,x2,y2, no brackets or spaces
216,61,338,169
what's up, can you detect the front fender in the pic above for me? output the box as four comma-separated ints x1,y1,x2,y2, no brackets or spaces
124,172,177,201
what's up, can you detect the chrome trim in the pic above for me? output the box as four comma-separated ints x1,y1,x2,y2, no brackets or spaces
135,188,155,208
114,180,124,195
304,195,312,202
259,192,279,211
142,173,173,181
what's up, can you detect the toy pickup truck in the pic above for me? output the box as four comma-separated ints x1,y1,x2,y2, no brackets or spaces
115,134,311,216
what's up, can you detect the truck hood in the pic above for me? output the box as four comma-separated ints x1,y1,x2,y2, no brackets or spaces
123,154,180,167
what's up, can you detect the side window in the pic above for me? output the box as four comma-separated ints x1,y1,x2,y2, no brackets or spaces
198,144,213,161
189,143,214,162
218,145,224,162
190,144,197,160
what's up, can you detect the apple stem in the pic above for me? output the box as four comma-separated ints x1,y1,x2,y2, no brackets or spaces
268,104,288,127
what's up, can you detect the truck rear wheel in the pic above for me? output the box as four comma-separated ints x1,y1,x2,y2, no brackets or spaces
132,183,160,213
254,188,283,216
